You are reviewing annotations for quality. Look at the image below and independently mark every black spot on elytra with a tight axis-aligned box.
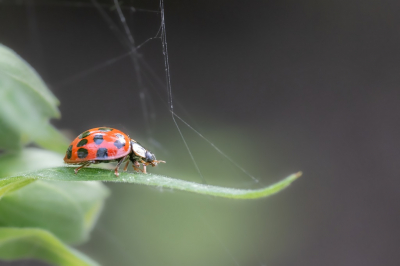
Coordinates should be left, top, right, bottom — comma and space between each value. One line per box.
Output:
78, 130, 91, 139
114, 133, 126, 149
93, 134, 104, 145
96, 148, 108, 158
77, 148, 88, 159
98, 127, 113, 132
66, 145, 73, 159
77, 139, 88, 147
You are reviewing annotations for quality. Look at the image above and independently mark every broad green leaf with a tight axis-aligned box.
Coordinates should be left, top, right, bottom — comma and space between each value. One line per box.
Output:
0, 227, 99, 266
34, 124, 70, 154
2, 167, 301, 199
0, 178, 36, 200
0, 148, 109, 244
0, 44, 66, 151
0, 180, 109, 245
0, 148, 66, 199
0, 44, 59, 113
0, 119, 21, 151
0, 148, 65, 179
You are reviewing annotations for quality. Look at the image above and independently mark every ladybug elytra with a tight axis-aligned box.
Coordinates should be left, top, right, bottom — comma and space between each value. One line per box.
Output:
64, 127, 165, 176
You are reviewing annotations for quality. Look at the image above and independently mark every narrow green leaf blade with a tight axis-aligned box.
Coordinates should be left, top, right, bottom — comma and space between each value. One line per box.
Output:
4, 167, 301, 199
0, 227, 99, 266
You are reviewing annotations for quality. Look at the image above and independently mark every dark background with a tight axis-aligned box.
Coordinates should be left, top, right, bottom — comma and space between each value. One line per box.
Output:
1, 0, 399, 265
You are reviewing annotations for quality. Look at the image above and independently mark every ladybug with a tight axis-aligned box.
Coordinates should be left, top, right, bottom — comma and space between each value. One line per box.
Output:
64, 127, 165, 176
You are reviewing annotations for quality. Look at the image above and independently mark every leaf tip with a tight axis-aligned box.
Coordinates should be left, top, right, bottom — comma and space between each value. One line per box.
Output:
295, 171, 303, 179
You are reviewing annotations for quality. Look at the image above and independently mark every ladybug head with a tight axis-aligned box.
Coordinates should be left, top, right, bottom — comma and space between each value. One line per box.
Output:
145, 150, 166, 167
145, 150, 157, 165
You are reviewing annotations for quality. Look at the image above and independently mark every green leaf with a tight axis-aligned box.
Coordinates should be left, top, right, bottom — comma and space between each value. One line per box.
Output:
27, 124, 70, 154
0, 180, 109, 245
0, 44, 65, 151
0, 148, 66, 200
0, 148, 65, 179
0, 227, 99, 266
2, 167, 301, 200
0, 119, 21, 151
0, 178, 36, 200
0, 148, 109, 244
0, 44, 59, 114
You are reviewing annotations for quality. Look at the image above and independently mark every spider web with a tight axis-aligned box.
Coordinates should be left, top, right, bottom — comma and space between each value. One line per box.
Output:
54, 0, 261, 185
8, 1, 281, 265
87, 2, 261, 264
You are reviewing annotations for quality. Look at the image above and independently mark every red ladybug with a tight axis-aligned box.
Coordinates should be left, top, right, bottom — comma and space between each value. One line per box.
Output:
64, 127, 165, 176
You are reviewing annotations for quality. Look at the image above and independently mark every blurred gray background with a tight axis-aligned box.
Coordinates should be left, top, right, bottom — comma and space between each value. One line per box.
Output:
1, 0, 400, 265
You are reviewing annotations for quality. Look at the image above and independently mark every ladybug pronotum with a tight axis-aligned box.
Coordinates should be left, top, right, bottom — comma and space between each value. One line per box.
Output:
64, 127, 165, 176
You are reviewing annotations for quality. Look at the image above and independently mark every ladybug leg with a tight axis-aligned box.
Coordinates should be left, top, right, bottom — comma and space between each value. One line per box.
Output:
142, 164, 147, 174
123, 160, 130, 171
132, 161, 143, 173
114, 155, 129, 177
74, 162, 92, 174
140, 161, 151, 174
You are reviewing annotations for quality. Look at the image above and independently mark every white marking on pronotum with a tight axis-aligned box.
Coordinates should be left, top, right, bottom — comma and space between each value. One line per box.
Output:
132, 142, 146, 158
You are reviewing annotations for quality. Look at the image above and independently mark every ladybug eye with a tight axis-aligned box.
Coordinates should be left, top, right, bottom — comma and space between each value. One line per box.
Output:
145, 151, 155, 162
